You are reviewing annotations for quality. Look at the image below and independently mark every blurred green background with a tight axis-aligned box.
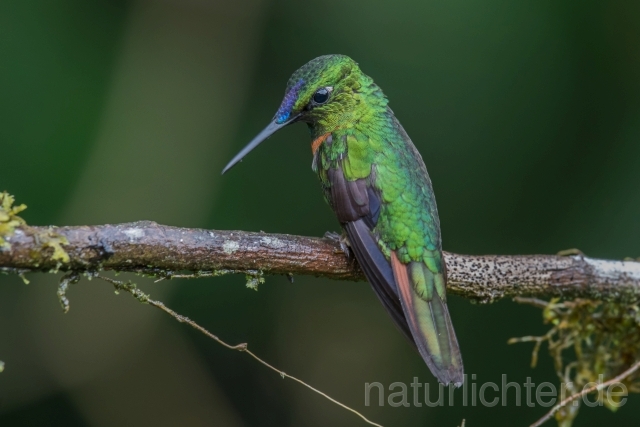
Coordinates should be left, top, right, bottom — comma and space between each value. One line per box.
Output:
1, 1, 639, 426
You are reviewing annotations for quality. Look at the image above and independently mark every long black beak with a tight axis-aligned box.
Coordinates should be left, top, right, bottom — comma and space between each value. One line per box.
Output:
221, 115, 298, 174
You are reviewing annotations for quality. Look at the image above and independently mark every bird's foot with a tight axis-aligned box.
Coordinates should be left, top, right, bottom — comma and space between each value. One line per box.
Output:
324, 231, 353, 261
556, 248, 585, 257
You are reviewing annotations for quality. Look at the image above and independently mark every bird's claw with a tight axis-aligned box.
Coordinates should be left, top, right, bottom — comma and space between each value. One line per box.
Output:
324, 231, 353, 261
324, 231, 341, 241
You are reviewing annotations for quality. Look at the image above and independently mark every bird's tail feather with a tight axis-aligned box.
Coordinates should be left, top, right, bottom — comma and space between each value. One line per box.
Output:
390, 252, 464, 386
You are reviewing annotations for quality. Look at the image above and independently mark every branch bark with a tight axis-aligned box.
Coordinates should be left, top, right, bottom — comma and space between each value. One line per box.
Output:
1, 221, 640, 303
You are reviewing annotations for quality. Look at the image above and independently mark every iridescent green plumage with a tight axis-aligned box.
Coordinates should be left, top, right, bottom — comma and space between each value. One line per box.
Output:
223, 54, 463, 385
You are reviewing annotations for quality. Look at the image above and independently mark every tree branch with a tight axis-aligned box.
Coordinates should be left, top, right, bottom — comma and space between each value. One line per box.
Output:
2, 221, 640, 303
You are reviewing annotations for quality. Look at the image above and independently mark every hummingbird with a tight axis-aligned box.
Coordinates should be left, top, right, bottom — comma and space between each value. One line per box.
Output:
222, 55, 463, 386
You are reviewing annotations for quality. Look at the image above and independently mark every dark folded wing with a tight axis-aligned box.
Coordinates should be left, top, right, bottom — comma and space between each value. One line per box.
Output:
327, 167, 416, 347
344, 221, 415, 345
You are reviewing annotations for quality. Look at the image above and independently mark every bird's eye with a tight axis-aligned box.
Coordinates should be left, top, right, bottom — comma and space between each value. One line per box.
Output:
312, 87, 331, 105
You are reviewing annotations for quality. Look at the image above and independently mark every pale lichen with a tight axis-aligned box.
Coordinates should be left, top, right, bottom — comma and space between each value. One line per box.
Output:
260, 236, 286, 249
245, 270, 264, 291
223, 240, 240, 254
0, 192, 27, 250
57, 272, 80, 313
41, 227, 70, 263
106, 276, 150, 304
0, 192, 69, 264
123, 227, 144, 240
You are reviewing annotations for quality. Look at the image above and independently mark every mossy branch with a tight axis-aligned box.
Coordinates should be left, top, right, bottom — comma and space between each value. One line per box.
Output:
1, 219, 640, 303
3, 194, 640, 427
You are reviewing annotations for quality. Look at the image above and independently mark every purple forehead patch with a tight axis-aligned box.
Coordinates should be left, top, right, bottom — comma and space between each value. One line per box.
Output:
275, 79, 304, 123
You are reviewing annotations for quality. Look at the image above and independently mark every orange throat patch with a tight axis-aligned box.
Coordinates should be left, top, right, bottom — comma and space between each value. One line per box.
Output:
311, 133, 331, 155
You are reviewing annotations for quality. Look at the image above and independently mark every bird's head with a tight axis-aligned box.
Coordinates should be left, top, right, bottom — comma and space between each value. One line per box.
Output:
222, 54, 384, 174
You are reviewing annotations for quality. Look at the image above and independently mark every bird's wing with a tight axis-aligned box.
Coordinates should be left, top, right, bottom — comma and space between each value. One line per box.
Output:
326, 164, 462, 385
326, 166, 416, 346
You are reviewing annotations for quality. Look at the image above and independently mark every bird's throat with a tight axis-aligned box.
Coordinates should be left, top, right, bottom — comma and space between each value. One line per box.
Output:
311, 133, 331, 155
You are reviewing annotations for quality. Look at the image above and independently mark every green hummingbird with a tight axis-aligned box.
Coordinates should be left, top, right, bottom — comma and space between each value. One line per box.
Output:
222, 55, 463, 385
